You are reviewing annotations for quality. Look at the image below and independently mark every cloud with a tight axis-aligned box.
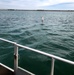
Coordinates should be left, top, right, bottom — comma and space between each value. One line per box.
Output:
0, 0, 74, 9
0, 0, 49, 9
43, 0, 74, 6
43, 2, 74, 10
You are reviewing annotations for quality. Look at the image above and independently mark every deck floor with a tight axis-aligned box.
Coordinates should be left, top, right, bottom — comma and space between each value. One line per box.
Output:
0, 64, 14, 75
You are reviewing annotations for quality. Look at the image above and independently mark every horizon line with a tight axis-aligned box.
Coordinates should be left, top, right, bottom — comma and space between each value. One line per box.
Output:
0, 9, 74, 11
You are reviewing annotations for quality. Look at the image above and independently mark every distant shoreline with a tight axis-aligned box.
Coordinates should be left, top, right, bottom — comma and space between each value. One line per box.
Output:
0, 9, 74, 12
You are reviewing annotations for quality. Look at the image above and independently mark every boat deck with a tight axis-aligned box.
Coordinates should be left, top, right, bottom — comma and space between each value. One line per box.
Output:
0, 63, 14, 75
0, 63, 34, 75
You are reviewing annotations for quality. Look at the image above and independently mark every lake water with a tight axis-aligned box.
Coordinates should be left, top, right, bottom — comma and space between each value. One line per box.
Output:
0, 10, 74, 75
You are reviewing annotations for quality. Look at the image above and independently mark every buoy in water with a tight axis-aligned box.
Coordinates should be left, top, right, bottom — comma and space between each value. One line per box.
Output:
42, 16, 44, 23
41, 16, 44, 25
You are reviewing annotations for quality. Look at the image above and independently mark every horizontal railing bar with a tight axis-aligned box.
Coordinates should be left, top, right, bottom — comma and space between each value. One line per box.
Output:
16, 43, 74, 65
0, 38, 74, 65
0, 38, 16, 44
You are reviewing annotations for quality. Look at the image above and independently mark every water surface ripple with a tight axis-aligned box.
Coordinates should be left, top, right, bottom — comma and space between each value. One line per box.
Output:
0, 11, 74, 75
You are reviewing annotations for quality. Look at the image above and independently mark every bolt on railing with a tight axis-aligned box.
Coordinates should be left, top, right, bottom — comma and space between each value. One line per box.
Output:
0, 38, 74, 75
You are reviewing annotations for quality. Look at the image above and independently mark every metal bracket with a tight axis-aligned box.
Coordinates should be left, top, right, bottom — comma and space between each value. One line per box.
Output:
14, 53, 17, 59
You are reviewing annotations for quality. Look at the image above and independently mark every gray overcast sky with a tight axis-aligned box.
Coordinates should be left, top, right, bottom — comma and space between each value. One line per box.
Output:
0, 0, 74, 9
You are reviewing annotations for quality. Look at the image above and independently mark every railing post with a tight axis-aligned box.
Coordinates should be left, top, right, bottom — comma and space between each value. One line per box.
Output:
50, 58, 55, 75
14, 43, 18, 75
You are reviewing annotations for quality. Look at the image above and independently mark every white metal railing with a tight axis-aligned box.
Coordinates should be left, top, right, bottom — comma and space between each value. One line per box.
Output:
0, 38, 74, 75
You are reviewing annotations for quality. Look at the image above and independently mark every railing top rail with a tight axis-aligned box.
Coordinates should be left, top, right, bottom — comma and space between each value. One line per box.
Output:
0, 38, 74, 65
